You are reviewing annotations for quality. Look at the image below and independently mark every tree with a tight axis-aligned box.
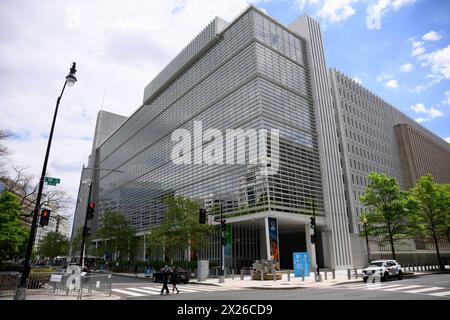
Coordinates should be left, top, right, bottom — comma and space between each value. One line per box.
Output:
359, 172, 418, 260
96, 210, 135, 263
71, 227, 96, 259
412, 174, 450, 270
148, 195, 213, 265
37, 231, 69, 264
0, 130, 10, 158
0, 167, 70, 224
0, 190, 29, 262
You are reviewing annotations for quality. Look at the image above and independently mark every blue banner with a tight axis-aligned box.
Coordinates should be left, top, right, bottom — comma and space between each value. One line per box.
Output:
293, 252, 310, 277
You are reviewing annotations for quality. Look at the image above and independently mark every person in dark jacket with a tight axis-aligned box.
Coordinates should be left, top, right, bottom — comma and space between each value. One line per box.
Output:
160, 265, 170, 295
171, 265, 179, 294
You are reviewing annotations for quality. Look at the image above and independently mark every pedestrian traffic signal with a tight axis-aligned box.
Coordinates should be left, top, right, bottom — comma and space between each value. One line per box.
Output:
310, 216, 316, 230
87, 201, 95, 220
199, 208, 207, 224
39, 209, 51, 226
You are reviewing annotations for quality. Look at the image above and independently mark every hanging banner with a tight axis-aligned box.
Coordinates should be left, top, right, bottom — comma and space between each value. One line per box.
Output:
267, 217, 280, 270
224, 224, 232, 267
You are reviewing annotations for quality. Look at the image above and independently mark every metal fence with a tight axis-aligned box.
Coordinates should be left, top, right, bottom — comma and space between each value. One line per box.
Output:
0, 271, 113, 300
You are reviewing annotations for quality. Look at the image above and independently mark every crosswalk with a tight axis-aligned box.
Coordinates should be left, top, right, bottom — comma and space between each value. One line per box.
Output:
330, 282, 450, 298
112, 284, 245, 298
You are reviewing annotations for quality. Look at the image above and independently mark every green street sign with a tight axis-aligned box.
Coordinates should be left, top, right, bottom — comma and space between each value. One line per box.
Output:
45, 177, 61, 186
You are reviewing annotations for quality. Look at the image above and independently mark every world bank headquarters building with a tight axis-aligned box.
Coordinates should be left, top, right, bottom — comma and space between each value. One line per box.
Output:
71, 5, 450, 272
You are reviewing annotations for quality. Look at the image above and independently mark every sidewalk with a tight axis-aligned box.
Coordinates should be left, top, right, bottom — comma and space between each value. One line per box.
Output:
112, 269, 447, 290
0, 293, 123, 300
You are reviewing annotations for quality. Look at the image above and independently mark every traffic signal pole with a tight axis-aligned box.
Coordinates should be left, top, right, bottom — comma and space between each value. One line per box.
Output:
219, 202, 225, 283
312, 200, 319, 275
79, 180, 93, 267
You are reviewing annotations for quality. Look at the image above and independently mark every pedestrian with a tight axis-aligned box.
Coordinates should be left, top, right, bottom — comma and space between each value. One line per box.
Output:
171, 265, 179, 294
160, 265, 170, 295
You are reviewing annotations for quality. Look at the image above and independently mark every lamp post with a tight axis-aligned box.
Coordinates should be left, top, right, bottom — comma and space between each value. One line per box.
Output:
362, 215, 371, 265
14, 63, 77, 300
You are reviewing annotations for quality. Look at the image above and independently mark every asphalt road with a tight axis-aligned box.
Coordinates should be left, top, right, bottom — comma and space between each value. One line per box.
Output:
110, 273, 450, 300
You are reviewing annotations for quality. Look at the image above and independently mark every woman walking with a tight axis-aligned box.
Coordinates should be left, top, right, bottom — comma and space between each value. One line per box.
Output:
171, 265, 180, 294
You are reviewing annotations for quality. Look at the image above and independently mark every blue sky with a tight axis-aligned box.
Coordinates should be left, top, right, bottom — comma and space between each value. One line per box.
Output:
0, 0, 448, 225
257, 0, 450, 140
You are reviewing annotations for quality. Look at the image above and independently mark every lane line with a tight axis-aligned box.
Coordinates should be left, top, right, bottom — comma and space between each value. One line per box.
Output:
383, 285, 423, 291
428, 291, 450, 297
126, 288, 160, 295
404, 286, 446, 294
112, 288, 145, 297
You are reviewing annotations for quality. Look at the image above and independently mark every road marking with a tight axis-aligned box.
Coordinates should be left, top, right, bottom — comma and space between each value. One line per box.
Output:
181, 286, 219, 292
383, 285, 422, 291
112, 288, 145, 297
126, 288, 160, 295
377, 284, 404, 290
428, 291, 450, 297
404, 286, 446, 294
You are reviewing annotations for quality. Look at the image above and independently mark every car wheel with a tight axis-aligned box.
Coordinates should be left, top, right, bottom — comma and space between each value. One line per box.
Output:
382, 272, 389, 282
363, 277, 368, 283
398, 271, 403, 280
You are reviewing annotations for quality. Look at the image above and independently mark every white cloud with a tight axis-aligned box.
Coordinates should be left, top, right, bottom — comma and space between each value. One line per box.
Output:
376, 73, 394, 82
411, 46, 425, 56
0, 0, 261, 222
352, 75, 363, 84
411, 103, 443, 120
316, 0, 359, 23
400, 63, 413, 72
444, 137, 450, 143
413, 84, 427, 93
418, 45, 450, 80
384, 79, 398, 89
422, 31, 442, 42
443, 91, 450, 105
415, 117, 429, 123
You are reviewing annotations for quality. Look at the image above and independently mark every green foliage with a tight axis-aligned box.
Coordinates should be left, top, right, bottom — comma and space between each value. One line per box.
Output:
147, 195, 213, 263
411, 174, 450, 267
96, 210, 135, 262
359, 172, 418, 259
71, 227, 97, 258
38, 231, 69, 261
0, 190, 29, 262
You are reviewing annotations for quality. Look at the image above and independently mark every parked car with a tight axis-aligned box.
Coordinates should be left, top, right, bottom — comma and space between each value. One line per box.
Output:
152, 267, 191, 284
362, 259, 403, 283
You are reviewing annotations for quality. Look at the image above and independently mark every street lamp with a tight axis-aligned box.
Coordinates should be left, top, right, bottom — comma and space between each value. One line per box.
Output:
361, 214, 371, 265
14, 63, 77, 300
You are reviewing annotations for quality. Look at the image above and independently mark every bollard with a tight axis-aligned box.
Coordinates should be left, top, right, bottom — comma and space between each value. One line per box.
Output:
301, 269, 305, 281
324, 270, 327, 280
354, 269, 358, 279
287, 271, 290, 281
347, 269, 351, 280
408, 265, 411, 272
332, 269, 335, 280
240, 269, 244, 280
231, 269, 234, 280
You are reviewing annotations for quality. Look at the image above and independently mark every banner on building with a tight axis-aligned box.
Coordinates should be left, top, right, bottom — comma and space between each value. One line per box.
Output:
224, 224, 232, 267
266, 217, 280, 270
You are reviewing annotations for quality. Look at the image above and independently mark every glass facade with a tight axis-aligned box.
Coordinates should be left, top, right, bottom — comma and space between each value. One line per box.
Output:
88, 8, 323, 267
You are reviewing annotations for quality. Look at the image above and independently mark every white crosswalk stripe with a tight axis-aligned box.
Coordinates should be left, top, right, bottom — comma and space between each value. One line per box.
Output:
330, 282, 450, 298
112, 284, 245, 298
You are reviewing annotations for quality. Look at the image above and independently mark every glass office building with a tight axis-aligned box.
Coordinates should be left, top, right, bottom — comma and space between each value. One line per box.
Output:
71, 5, 450, 270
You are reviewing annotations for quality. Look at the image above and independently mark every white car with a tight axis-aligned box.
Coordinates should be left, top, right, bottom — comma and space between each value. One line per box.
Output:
362, 259, 403, 283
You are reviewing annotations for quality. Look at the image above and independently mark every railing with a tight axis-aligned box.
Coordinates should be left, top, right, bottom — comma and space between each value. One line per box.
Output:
0, 271, 113, 299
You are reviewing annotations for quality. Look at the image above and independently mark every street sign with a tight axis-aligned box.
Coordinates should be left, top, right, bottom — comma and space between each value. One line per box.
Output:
293, 252, 310, 277
45, 177, 61, 186
207, 215, 215, 224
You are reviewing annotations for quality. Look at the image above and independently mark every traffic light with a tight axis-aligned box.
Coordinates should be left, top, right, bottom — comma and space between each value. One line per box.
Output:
310, 234, 316, 244
39, 209, 51, 226
199, 208, 207, 224
87, 201, 95, 220
220, 219, 226, 232
310, 216, 316, 230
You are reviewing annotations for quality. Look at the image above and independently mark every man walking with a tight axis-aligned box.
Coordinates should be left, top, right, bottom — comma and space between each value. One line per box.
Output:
160, 265, 170, 295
